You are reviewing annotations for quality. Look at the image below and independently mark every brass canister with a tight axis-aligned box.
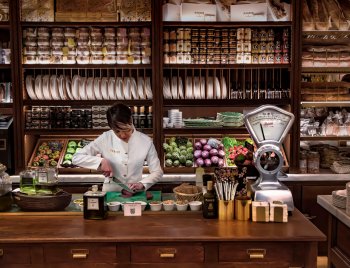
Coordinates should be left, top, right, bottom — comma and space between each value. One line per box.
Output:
235, 197, 252, 221
218, 200, 234, 221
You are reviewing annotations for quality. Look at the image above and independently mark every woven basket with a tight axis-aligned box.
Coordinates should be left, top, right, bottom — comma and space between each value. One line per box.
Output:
331, 160, 350, 174
13, 191, 72, 211
173, 183, 203, 203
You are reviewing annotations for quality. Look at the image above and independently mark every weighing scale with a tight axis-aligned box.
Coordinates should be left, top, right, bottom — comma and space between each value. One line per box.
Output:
244, 105, 295, 211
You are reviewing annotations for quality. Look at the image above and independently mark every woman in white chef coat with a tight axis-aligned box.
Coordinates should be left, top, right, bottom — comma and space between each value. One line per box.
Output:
72, 103, 163, 195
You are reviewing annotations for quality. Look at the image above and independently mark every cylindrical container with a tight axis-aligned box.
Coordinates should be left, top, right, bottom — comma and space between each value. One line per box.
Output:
235, 196, 251, 221
346, 182, 350, 215
299, 150, 307, 174
218, 200, 234, 221
307, 151, 320, 174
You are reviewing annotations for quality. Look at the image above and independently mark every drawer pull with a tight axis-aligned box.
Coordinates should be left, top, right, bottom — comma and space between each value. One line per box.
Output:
247, 249, 266, 259
160, 253, 175, 258
0, 249, 3, 257
71, 249, 89, 259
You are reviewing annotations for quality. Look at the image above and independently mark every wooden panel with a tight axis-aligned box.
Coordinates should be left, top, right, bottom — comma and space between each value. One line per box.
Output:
43, 243, 116, 263
335, 220, 350, 260
219, 242, 294, 263
0, 245, 31, 264
131, 243, 204, 263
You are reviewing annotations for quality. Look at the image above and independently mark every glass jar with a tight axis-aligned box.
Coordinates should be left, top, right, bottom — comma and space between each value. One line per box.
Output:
299, 150, 307, 174
307, 151, 320, 174
19, 167, 36, 195
0, 163, 12, 211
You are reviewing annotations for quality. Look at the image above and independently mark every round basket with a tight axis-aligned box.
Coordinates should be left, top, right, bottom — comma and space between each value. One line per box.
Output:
13, 191, 72, 211
173, 184, 203, 203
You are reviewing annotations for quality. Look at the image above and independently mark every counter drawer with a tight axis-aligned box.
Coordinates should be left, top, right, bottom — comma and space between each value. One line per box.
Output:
0, 245, 31, 264
131, 243, 204, 263
219, 242, 294, 263
44, 243, 116, 263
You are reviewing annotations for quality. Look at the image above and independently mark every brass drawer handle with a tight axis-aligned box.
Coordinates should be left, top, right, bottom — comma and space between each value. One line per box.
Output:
0, 249, 3, 257
160, 253, 175, 258
247, 249, 266, 259
71, 249, 89, 259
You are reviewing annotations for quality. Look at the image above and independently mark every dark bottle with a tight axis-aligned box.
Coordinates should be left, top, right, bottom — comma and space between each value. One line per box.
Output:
83, 185, 107, 220
132, 106, 139, 128
139, 106, 146, 128
146, 106, 153, 128
203, 181, 218, 219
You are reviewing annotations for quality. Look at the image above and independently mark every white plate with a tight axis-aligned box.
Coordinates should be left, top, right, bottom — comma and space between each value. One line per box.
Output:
207, 77, 214, 99
214, 77, 221, 99
42, 75, 51, 100
123, 77, 131, 100
86, 77, 94, 100
25, 75, 37, 100
178, 77, 184, 99
106, 77, 115, 100
185, 77, 193, 99
57, 75, 66, 100
94, 77, 102, 100
79, 76, 87, 100
200, 76, 205, 99
193, 76, 201, 99
72, 75, 80, 100
34, 75, 43, 100
115, 77, 124, 100
50, 75, 59, 100
65, 76, 74, 100
145, 77, 152, 99
100, 77, 109, 100
130, 77, 138, 99
163, 77, 171, 99
137, 77, 145, 100
221, 76, 227, 99
171, 77, 178, 99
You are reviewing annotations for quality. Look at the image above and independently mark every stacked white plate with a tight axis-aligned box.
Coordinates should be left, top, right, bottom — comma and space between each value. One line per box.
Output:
347, 182, 350, 214
332, 189, 347, 209
168, 109, 183, 128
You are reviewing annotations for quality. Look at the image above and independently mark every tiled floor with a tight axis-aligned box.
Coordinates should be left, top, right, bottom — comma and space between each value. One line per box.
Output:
317, 256, 328, 268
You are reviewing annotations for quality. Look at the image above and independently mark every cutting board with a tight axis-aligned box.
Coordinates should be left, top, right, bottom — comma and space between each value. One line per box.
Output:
106, 191, 161, 203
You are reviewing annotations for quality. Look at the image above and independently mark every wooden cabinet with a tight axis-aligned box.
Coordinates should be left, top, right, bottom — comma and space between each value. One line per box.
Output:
0, 210, 325, 267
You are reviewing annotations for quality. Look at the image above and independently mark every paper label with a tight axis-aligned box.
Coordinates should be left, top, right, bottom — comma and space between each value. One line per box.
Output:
38, 172, 48, 183
62, 47, 69, 56
68, 38, 75, 47
124, 203, 142, 216
87, 197, 99, 210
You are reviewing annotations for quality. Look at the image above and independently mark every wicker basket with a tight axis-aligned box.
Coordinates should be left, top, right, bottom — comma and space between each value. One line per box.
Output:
173, 183, 203, 203
13, 191, 72, 211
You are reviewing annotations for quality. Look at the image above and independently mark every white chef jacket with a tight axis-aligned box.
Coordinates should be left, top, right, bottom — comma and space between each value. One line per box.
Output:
72, 129, 163, 192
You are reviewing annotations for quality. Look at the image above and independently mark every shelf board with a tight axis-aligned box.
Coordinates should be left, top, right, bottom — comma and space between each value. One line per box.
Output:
301, 101, 350, 107
163, 99, 291, 107
300, 136, 350, 141
163, 21, 292, 27
164, 64, 291, 70
0, 64, 11, 69
22, 64, 152, 69
0, 21, 10, 29
302, 67, 350, 73
25, 128, 153, 135
21, 21, 151, 27
0, 103, 12, 109
23, 100, 153, 106
302, 31, 350, 42
164, 127, 248, 135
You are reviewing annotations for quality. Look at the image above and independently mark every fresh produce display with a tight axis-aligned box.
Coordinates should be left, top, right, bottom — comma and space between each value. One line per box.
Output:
193, 138, 225, 167
222, 137, 254, 167
30, 141, 65, 167
61, 139, 91, 167
163, 136, 194, 167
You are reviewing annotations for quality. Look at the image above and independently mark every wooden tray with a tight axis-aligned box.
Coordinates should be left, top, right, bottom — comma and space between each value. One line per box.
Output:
28, 138, 66, 168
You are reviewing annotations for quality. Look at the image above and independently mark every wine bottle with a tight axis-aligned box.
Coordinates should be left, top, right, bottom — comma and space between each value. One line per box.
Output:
203, 181, 218, 219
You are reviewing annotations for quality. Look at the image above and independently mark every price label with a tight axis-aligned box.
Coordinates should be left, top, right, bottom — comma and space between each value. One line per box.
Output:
124, 203, 142, 216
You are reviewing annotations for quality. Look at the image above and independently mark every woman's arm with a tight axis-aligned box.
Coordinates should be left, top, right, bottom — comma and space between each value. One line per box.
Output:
140, 143, 163, 190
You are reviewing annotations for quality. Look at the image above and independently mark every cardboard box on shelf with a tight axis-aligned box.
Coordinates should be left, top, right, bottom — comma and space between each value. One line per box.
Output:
163, 3, 181, 21
230, 2, 267, 22
181, 3, 216, 22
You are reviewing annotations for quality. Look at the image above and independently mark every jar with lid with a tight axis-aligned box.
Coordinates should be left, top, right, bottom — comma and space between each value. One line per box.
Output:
0, 163, 12, 211
19, 167, 36, 195
83, 185, 107, 220
307, 151, 320, 174
299, 150, 307, 174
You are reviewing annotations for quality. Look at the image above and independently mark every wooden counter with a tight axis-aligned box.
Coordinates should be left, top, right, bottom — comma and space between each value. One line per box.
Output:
0, 209, 325, 268
317, 195, 350, 268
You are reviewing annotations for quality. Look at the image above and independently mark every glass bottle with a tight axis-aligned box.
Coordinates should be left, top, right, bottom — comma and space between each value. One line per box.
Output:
0, 163, 12, 211
139, 106, 146, 128
132, 106, 139, 128
83, 185, 107, 220
19, 167, 36, 195
146, 106, 153, 128
299, 151, 307, 174
203, 181, 218, 219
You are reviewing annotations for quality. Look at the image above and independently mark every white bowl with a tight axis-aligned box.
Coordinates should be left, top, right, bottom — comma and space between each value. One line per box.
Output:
162, 200, 175, 211
107, 201, 121, 212
134, 201, 147, 211
189, 201, 202, 211
176, 203, 188, 211
149, 201, 162, 211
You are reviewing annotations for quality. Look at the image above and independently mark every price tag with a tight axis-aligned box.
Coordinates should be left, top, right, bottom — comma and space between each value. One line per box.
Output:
102, 47, 107, 56
127, 56, 134, 64
62, 47, 69, 56
124, 202, 142, 216
68, 38, 75, 47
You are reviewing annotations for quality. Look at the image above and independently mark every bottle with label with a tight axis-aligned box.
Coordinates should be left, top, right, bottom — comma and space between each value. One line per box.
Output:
203, 181, 218, 219
83, 185, 107, 220
19, 167, 36, 195
139, 106, 146, 128
146, 106, 153, 128
132, 106, 139, 128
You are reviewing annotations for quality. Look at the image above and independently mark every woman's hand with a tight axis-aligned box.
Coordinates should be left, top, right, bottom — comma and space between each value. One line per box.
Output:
99, 158, 113, 177
128, 183, 145, 192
